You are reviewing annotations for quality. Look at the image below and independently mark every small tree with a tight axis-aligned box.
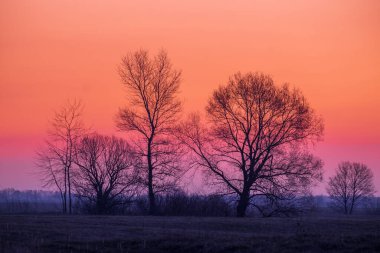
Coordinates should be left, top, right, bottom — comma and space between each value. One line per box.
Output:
178, 72, 323, 217
116, 49, 183, 215
74, 134, 137, 214
327, 161, 375, 214
37, 100, 85, 214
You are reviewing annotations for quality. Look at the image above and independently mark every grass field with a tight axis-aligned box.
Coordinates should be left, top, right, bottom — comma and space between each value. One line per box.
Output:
0, 215, 379, 253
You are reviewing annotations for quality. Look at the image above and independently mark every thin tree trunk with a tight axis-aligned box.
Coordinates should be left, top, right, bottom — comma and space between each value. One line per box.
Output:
67, 136, 73, 215
60, 191, 65, 214
349, 197, 355, 215
147, 140, 156, 215
349, 185, 357, 215
68, 167, 72, 214
64, 167, 67, 214
343, 196, 348, 214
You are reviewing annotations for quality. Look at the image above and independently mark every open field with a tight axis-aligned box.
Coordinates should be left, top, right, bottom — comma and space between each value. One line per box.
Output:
0, 215, 379, 253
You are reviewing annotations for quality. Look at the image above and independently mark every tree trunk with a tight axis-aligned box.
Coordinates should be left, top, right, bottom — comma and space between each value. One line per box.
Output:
68, 168, 72, 214
344, 197, 349, 215
236, 191, 250, 217
147, 140, 156, 215
349, 197, 355, 215
60, 191, 65, 214
64, 167, 67, 214
96, 193, 106, 214
148, 173, 156, 215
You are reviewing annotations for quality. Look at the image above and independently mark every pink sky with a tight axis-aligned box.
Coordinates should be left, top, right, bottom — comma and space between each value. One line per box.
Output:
0, 1, 379, 194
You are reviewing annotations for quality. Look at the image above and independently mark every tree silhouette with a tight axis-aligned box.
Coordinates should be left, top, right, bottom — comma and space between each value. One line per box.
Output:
116, 49, 183, 215
178, 72, 323, 217
327, 161, 375, 214
74, 134, 137, 214
37, 100, 85, 214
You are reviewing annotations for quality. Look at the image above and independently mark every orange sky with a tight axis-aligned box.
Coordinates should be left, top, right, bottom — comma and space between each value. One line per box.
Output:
1, 0, 379, 193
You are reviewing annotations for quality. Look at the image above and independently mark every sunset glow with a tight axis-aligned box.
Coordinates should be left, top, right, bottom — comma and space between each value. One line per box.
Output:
1, 1, 379, 192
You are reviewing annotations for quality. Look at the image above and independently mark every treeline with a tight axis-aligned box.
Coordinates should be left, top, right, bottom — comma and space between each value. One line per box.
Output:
34, 49, 376, 217
0, 189, 61, 213
1, 188, 380, 216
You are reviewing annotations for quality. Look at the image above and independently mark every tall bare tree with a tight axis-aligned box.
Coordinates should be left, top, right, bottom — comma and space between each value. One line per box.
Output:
37, 100, 85, 214
327, 161, 375, 214
74, 134, 137, 214
116, 49, 182, 215
178, 72, 323, 217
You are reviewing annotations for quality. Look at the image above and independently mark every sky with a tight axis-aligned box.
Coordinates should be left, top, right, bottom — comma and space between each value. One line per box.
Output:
0, 0, 379, 194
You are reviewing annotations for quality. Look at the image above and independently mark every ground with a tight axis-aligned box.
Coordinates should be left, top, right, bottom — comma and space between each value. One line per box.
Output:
0, 215, 379, 253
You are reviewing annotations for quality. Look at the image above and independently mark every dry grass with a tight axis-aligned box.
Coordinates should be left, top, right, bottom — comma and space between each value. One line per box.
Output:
0, 215, 379, 252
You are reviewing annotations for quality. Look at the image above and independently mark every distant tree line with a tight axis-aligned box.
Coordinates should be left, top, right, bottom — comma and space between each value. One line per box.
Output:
0, 189, 61, 213
1, 188, 379, 216
34, 49, 376, 217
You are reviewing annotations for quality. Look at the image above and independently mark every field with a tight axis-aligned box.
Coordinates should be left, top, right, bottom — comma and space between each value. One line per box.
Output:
0, 215, 379, 253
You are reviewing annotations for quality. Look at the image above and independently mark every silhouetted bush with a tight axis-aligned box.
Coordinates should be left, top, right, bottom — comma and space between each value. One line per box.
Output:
157, 191, 233, 216
76, 194, 134, 215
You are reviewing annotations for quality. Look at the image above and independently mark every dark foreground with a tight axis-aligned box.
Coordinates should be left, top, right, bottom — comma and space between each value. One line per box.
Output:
0, 215, 379, 253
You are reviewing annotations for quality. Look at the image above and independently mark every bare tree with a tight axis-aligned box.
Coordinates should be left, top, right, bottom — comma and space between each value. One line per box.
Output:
116, 49, 183, 215
74, 134, 137, 214
178, 72, 323, 217
37, 100, 85, 214
327, 161, 375, 214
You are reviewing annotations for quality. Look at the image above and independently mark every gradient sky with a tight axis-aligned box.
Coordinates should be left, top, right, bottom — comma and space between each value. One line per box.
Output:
1, 0, 379, 194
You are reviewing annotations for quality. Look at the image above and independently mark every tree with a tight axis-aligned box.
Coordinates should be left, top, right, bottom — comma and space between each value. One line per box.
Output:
327, 161, 375, 214
116, 49, 183, 215
178, 72, 323, 217
37, 100, 85, 214
74, 134, 137, 214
